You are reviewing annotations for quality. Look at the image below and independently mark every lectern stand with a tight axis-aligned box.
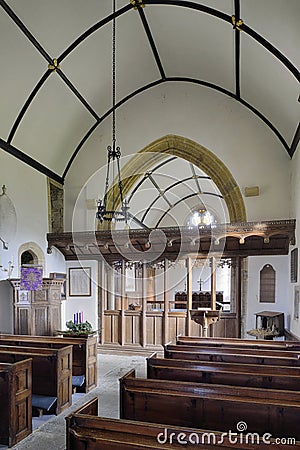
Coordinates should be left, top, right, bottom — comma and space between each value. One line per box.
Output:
190, 309, 221, 337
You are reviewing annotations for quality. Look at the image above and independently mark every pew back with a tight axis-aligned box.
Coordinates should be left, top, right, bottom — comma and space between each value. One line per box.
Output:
0, 334, 97, 392
176, 336, 300, 350
0, 344, 72, 414
0, 359, 32, 447
147, 353, 300, 390
164, 345, 300, 366
66, 397, 298, 449
120, 369, 300, 440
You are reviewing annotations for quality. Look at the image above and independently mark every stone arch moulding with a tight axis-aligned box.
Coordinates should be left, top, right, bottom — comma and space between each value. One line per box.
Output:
18, 242, 45, 277
120, 135, 246, 224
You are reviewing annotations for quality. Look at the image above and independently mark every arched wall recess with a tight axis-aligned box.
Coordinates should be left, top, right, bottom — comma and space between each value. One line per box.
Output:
100, 135, 246, 230
18, 242, 45, 277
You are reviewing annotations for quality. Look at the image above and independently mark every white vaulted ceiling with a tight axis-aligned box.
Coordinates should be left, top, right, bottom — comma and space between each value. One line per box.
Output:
0, 0, 299, 184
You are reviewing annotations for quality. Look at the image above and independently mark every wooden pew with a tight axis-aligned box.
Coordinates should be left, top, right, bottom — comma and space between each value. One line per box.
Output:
0, 358, 32, 447
164, 344, 300, 366
66, 397, 299, 449
0, 344, 72, 414
176, 336, 300, 351
120, 369, 300, 440
147, 353, 300, 390
0, 333, 97, 392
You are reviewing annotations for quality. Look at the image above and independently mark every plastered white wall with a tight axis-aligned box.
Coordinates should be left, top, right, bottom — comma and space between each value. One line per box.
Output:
0, 280, 13, 333
246, 255, 290, 334
65, 83, 290, 229
289, 143, 300, 338
0, 151, 66, 281
64, 260, 99, 332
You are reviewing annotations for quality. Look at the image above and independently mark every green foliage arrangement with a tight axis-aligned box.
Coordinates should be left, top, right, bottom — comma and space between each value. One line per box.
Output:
63, 320, 95, 336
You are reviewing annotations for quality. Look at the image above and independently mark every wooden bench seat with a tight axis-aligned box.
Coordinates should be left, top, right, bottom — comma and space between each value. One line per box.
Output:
147, 353, 300, 390
0, 333, 97, 392
176, 336, 300, 351
0, 359, 32, 447
120, 369, 300, 440
66, 397, 299, 449
0, 344, 72, 414
164, 344, 300, 366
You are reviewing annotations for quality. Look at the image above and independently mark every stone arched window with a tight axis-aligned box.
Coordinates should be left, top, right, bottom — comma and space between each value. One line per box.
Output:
260, 264, 276, 303
18, 242, 45, 276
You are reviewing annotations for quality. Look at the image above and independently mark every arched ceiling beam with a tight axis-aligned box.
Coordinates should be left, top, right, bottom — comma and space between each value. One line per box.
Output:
0, 138, 64, 185
144, 0, 300, 83
64, 76, 290, 180
1, 0, 298, 182
4, 2, 131, 144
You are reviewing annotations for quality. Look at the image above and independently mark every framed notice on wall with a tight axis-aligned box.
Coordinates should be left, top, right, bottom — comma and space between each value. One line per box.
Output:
68, 267, 91, 297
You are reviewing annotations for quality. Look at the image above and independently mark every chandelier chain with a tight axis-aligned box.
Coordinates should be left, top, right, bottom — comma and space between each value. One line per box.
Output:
96, 0, 129, 223
112, 0, 116, 152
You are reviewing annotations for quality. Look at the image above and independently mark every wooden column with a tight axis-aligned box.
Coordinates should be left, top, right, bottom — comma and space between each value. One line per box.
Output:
163, 259, 169, 345
107, 266, 115, 310
210, 256, 217, 338
121, 260, 126, 346
99, 261, 106, 345
185, 257, 193, 336
141, 262, 147, 347
146, 267, 155, 303
210, 256, 216, 310
236, 256, 242, 338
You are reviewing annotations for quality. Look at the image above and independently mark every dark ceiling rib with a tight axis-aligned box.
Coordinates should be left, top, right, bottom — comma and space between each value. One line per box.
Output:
7, 72, 51, 144
55, 71, 100, 121
238, 95, 290, 155
64, 76, 290, 179
0, 0, 52, 63
63, 78, 165, 180
2, 0, 105, 144
234, 0, 241, 99
290, 123, 300, 158
141, 175, 215, 222
145, 0, 300, 83
136, 7, 166, 79
166, 77, 290, 154
155, 191, 223, 228
243, 24, 300, 84
0, 138, 63, 185
58, 4, 132, 63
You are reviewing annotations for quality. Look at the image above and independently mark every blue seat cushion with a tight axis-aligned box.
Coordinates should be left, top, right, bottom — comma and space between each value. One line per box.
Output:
32, 394, 57, 411
72, 375, 85, 387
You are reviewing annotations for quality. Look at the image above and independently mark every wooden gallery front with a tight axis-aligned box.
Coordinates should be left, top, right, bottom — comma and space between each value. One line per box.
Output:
47, 219, 295, 349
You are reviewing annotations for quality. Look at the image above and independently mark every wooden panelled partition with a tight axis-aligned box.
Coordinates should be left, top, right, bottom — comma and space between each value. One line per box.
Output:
102, 310, 238, 347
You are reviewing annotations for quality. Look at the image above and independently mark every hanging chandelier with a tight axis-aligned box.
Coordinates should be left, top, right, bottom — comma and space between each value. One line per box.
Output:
96, 0, 129, 224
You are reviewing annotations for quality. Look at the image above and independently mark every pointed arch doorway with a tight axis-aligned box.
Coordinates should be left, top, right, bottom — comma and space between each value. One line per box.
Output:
100, 135, 247, 342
